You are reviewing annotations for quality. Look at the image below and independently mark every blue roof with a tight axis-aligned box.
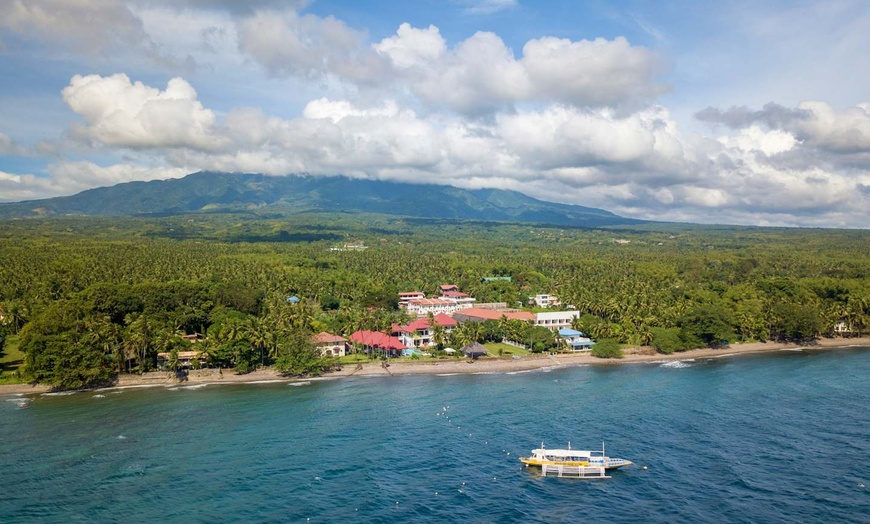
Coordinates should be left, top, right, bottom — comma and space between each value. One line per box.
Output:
286, 296, 300, 303
558, 328, 584, 337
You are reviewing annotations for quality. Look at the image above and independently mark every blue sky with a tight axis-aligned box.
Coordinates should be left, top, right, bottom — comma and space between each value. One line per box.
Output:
1, 0, 869, 227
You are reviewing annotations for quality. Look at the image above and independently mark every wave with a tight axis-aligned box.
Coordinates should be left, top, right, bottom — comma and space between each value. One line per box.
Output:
659, 360, 694, 369
288, 381, 311, 387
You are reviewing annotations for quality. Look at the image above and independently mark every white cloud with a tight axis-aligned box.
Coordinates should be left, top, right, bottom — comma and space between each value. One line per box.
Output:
0, 0, 147, 55
62, 73, 224, 150
235, 8, 386, 83
372, 26, 663, 115
374, 23, 446, 69
0, 163, 187, 202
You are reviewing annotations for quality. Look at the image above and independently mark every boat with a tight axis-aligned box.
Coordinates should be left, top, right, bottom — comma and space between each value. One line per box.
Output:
519, 442, 633, 479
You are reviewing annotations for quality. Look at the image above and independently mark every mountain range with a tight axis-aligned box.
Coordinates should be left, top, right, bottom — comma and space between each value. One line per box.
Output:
0, 172, 642, 227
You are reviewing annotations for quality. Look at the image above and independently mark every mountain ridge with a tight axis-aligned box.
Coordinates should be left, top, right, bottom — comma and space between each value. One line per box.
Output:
0, 171, 643, 227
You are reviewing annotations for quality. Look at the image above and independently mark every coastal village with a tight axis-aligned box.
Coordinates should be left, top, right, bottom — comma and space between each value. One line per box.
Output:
157, 283, 594, 369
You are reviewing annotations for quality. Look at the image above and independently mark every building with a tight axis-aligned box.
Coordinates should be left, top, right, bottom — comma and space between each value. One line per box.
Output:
313, 332, 348, 357
482, 276, 512, 282
440, 290, 476, 308
393, 314, 457, 348
439, 284, 459, 294
535, 310, 580, 331
405, 297, 470, 317
398, 291, 426, 307
349, 330, 406, 358
452, 307, 535, 323
529, 294, 561, 308
157, 351, 206, 369
558, 328, 594, 351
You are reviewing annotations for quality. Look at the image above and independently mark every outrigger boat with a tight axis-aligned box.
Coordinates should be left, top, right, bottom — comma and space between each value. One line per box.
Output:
519, 442, 632, 479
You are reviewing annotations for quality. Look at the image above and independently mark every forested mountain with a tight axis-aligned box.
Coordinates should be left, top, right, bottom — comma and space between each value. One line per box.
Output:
0, 171, 639, 227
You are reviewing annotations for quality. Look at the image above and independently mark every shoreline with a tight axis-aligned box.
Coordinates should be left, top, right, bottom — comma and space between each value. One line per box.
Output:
3, 337, 869, 396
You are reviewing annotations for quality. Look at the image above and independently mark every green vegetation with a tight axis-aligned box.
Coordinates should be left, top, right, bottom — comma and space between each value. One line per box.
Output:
0, 335, 26, 384
590, 338, 623, 359
1, 212, 869, 388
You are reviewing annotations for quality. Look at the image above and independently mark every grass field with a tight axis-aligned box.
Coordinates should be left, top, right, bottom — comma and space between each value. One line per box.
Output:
0, 335, 28, 384
483, 342, 530, 356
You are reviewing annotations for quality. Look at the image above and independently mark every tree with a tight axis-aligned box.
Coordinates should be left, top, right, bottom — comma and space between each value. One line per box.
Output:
591, 338, 623, 359
678, 304, 735, 347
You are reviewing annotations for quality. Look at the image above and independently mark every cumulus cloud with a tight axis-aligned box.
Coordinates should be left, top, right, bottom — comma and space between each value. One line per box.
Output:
235, 8, 386, 82
373, 26, 663, 114
697, 101, 870, 174
62, 73, 224, 150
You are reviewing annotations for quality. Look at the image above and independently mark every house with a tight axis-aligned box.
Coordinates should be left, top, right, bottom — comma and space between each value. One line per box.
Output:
529, 294, 561, 308
482, 276, 512, 282
393, 313, 457, 348
440, 290, 476, 308
534, 310, 580, 331
313, 332, 348, 357
440, 284, 459, 294
452, 307, 535, 323
157, 351, 206, 369
349, 330, 406, 358
558, 328, 594, 351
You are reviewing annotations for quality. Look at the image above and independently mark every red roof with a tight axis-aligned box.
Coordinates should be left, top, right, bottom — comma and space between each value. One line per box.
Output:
441, 291, 469, 298
312, 332, 347, 344
408, 298, 453, 306
349, 330, 406, 350
440, 284, 459, 291
453, 308, 535, 322
397, 313, 458, 333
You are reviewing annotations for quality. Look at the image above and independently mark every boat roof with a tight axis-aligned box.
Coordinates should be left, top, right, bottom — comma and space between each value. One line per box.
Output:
532, 448, 593, 457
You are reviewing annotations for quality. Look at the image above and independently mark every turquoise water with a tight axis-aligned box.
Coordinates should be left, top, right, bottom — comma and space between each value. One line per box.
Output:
2, 348, 869, 523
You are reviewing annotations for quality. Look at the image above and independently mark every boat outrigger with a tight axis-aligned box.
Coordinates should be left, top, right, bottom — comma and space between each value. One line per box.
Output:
519, 442, 633, 479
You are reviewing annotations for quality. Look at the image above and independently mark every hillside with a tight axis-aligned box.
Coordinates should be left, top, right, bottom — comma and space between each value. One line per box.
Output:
0, 172, 642, 227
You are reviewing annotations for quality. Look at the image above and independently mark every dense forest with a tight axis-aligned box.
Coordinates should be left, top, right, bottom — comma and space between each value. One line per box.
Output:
1, 212, 869, 389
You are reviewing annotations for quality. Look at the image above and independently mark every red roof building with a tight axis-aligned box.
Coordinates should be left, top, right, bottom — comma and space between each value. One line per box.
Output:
349, 330, 406, 357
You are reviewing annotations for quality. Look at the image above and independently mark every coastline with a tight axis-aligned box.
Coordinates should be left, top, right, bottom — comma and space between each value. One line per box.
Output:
3, 336, 869, 396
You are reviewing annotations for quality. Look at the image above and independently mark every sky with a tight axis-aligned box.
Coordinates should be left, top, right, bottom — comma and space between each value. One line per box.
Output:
1, 0, 869, 228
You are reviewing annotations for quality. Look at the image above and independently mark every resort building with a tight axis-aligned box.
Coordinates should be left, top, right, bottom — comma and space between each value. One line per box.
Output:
393, 314, 457, 348
313, 332, 348, 357
529, 294, 561, 308
440, 290, 476, 308
349, 330, 406, 358
398, 291, 426, 307
534, 310, 580, 331
452, 308, 536, 323
558, 328, 594, 351
405, 297, 472, 317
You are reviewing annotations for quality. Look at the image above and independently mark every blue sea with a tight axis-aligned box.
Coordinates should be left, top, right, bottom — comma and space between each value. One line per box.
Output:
2, 348, 869, 523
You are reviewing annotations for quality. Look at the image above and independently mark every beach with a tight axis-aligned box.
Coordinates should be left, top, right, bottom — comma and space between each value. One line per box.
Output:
3, 336, 869, 396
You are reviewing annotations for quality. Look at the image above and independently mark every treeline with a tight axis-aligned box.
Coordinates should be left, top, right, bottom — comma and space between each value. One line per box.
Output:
2, 214, 870, 388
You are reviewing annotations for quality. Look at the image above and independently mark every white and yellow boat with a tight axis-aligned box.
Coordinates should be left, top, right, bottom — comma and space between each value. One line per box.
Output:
520, 442, 632, 478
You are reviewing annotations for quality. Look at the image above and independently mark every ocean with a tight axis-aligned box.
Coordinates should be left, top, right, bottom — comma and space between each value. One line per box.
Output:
2, 348, 869, 523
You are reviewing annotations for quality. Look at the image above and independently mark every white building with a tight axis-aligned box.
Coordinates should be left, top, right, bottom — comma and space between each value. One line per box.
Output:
529, 294, 561, 308
405, 298, 472, 317
535, 310, 580, 331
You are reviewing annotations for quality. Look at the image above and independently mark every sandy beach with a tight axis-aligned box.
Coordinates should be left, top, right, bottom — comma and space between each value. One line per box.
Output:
3, 336, 869, 396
